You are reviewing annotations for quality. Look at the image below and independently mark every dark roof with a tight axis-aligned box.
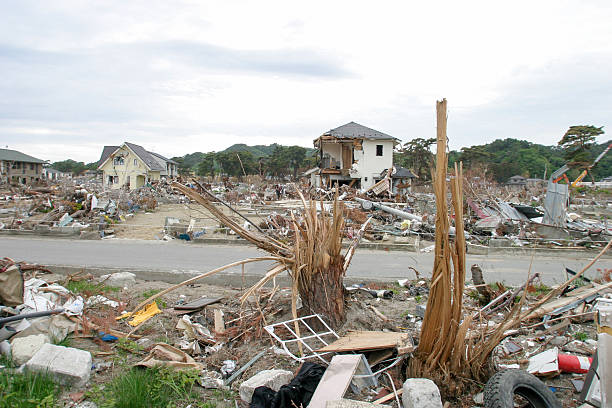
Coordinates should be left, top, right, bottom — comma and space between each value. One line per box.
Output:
124, 142, 165, 171
379, 166, 417, 179
149, 151, 178, 165
0, 148, 45, 164
392, 166, 417, 179
322, 122, 398, 141
98, 146, 119, 166
98, 143, 174, 171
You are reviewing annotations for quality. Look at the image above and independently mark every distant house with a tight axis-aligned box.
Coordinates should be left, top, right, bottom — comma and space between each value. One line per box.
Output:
380, 166, 417, 196
0, 148, 45, 185
525, 178, 545, 188
43, 167, 71, 181
507, 175, 527, 189
311, 122, 399, 189
97, 142, 178, 190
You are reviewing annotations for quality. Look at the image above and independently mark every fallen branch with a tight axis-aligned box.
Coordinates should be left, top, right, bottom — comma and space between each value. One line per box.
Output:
130, 257, 280, 318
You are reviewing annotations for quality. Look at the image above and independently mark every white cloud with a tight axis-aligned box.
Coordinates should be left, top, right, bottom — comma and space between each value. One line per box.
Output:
1, 0, 612, 162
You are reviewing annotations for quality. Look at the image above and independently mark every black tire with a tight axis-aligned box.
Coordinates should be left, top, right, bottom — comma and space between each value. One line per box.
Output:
483, 369, 562, 408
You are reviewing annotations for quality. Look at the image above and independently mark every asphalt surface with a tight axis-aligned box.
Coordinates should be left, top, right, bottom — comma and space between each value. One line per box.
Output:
2, 236, 610, 286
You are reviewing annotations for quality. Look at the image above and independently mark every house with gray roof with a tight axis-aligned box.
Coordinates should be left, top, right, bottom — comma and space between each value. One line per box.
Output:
97, 142, 177, 190
0, 148, 45, 185
312, 122, 400, 189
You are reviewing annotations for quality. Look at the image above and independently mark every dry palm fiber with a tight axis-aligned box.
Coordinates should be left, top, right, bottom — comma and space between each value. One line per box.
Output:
409, 99, 492, 395
171, 181, 348, 328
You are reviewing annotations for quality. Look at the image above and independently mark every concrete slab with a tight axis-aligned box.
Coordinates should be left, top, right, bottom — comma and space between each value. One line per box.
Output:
11, 334, 49, 366
25, 343, 92, 387
239, 369, 293, 403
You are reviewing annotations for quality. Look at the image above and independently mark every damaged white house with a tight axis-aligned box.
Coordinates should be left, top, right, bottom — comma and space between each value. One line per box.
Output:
310, 122, 401, 190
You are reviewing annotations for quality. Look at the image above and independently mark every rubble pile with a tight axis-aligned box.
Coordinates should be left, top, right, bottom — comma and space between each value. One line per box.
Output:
0, 178, 189, 239
0, 253, 609, 407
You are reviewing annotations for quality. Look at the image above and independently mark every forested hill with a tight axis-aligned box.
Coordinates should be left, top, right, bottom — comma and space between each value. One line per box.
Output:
447, 138, 612, 182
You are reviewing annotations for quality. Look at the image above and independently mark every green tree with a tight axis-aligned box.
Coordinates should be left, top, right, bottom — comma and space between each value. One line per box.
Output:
196, 152, 217, 177
215, 151, 257, 177
50, 159, 87, 174
286, 146, 307, 179
267, 146, 291, 178
394, 138, 435, 180
558, 125, 604, 163
459, 146, 491, 167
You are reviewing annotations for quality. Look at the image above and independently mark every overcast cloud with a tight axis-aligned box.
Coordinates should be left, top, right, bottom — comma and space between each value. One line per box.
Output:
1, 1, 612, 162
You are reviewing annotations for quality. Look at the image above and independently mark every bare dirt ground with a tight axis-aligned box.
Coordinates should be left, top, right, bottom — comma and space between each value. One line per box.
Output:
113, 203, 267, 240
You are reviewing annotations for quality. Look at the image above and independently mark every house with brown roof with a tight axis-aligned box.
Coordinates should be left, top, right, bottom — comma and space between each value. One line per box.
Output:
0, 148, 45, 185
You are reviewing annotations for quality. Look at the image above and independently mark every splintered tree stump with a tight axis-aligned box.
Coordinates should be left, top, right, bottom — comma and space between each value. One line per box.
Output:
299, 255, 346, 329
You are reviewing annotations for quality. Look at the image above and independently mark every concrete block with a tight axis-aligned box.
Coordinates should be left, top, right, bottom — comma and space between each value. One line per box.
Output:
99, 272, 136, 288
326, 399, 378, 407
11, 334, 49, 366
239, 369, 293, 403
25, 343, 92, 387
80, 231, 101, 240
402, 378, 443, 408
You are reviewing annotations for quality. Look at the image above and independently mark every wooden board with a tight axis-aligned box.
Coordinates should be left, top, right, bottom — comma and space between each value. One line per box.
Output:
525, 281, 612, 320
174, 297, 222, 311
317, 331, 413, 353
308, 354, 362, 408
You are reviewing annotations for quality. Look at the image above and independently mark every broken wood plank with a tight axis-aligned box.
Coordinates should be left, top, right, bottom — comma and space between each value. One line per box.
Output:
525, 280, 612, 320
308, 354, 364, 408
174, 297, 222, 311
366, 349, 394, 366
369, 305, 389, 322
214, 309, 225, 334
317, 331, 413, 353
373, 389, 403, 404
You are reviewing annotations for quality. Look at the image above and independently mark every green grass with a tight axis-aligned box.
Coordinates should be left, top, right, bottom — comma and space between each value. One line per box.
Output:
466, 289, 480, 301
153, 335, 171, 344
116, 338, 143, 356
530, 283, 552, 296
51, 334, 72, 347
415, 295, 423, 304
0, 358, 60, 408
87, 366, 210, 408
65, 279, 120, 296
574, 331, 589, 341
574, 277, 589, 288
140, 289, 167, 308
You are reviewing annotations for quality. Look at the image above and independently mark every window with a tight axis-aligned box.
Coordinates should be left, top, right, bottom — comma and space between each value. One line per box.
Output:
108, 175, 119, 184
376, 145, 383, 156
134, 159, 138, 166
30, 164, 34, 170
12, 162, 19, 169
113, 156, 124, 165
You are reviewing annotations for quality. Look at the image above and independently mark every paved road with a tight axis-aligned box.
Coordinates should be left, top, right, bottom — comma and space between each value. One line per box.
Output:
2, 237, 609, 285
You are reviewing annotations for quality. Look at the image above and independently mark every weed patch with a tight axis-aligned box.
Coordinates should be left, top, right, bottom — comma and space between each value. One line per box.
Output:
65, 279, 120, 297
0, 366, 60, 408
573, 331, 589, 341
140, 289, 167, 308
87, 366, 220, 408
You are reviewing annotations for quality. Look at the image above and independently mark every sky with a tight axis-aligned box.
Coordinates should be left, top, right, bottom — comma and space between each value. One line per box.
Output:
1, 1, 612, 163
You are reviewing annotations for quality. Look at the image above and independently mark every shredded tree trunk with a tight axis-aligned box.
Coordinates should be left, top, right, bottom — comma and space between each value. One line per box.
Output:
172, 182, 348, 328
409, 99, 486, 396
